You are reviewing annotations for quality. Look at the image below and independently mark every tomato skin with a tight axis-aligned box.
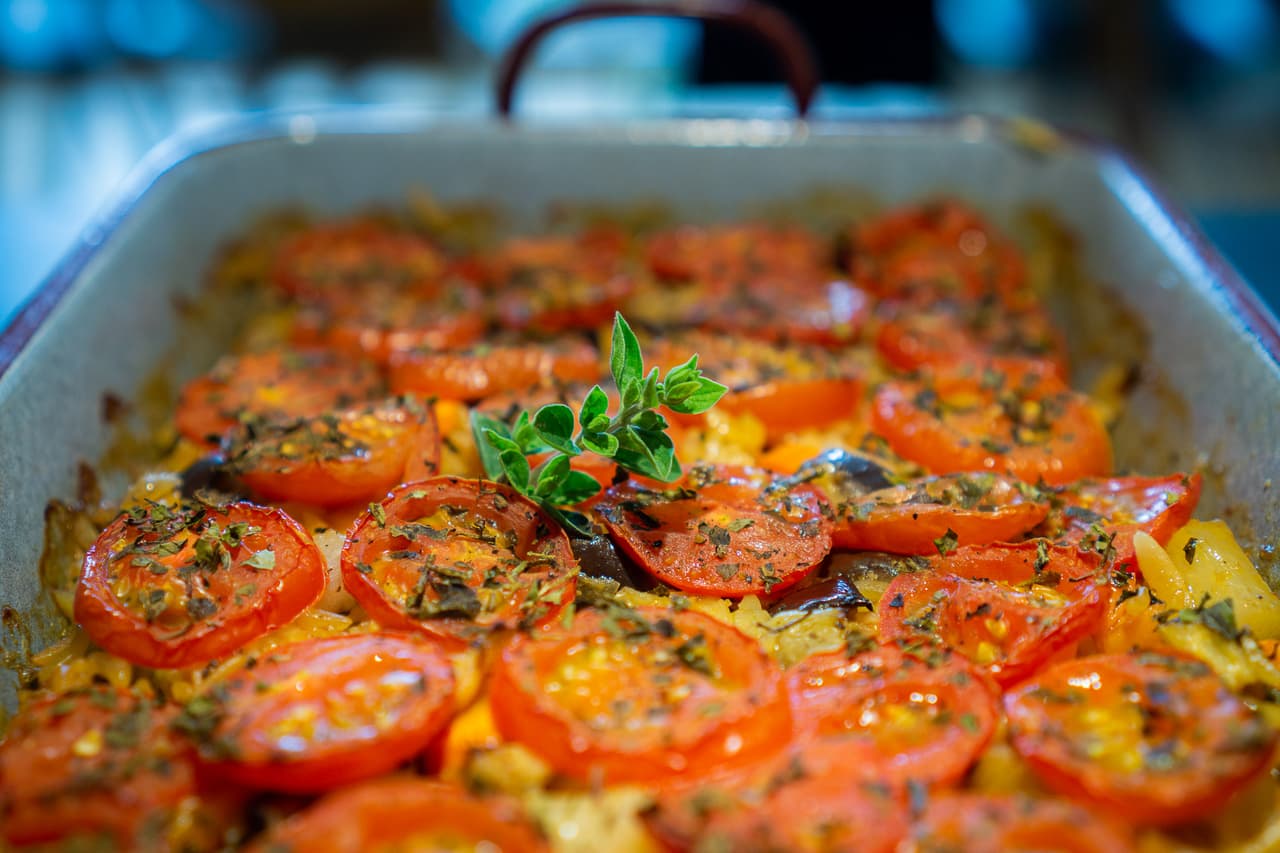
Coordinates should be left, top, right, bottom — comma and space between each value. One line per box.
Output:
907, 793, 1137, 853
1045, 473, 1202, 570
249, 777, 547, 853
340, 477, 578, 649
1005, 653, 1277, 827
0, 686, 196, 848
702, 277, 871, 348
271, 221, 446, 302
226, 398, 441, 508
193, 633, 455, 793
787, 643, 999, 788
831, 472, 1049, 554
293, 282, 487, 366
388, 337, 601, 401
597, 464, 832, 598
488, 233, 635, 334
880, 545, 1107, 686
644, 223, 828, 289
75, 501, 326, 670
490, 606, 791, 787
871, 368, 1112, 485
176, 349, 381, 448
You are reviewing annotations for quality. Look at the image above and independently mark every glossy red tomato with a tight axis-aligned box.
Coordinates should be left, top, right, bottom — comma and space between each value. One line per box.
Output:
1043, 473, 1202, 570
488, 232, 635, 333
388, 336, 601, 401
0, 686, 196, 848
249, 777, 548, 853
292, 281, 486, 366
879, 545, 1107, 686
597, 464, 832, 597
702, 275, 871, 348
1005, 653, 1277, 826
646, 330, 863, 438
787, 642, 999, 787
644, 223, 828, 290
175, 349, 381, 448
849, 200, 1030, 307
831, 472, 1050, 554
192, 633, 455, 793
340, 478, 578, 648
876, 299, 1067, 380
75, 500, 325, 669
270, 220, 446, 302
224, 397, 440, 508
871, 364, 1112, 485
907, 793, 1137, 853
490, 606, 791, 786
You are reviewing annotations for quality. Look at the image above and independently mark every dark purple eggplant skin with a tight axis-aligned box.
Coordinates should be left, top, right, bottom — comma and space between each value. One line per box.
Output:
769, 448, 894, 502
570, 534, 658, 591
769, 575, 872, 614
179, 454, 248, 501
768, 550, 927, 615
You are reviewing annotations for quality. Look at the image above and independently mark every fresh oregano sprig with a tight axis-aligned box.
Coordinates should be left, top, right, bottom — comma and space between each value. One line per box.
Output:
470, 312, 727, 534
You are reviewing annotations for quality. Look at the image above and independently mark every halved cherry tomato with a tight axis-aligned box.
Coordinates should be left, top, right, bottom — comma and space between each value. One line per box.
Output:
292, 281, 486, 366
871, 364, 1112, 485
175, 349, 381, 448
1005, 652, 1277, 826
659, 774, 909, 853
271, 220, 446, 302
831, 472, 1050, 554
702, 276, 871, 348
849, 200, 1029, 307
879, 545, 1107, 685
388, 336, 601, 401
192, 633, 455, 793
645, 223, 828, 289
907, 793, 1137, 853
488, 233, 634, 333
75, 500, 325, 669
876, 298, 1067, 380
787, 642, 999, 787
1042, 473, 1202, 570
646, 330, 862, 438
0, 685, 196, 847
223, 397, 440, 508
490, 605, 790, 786
597, 464, 832, 597
249, 777, 547, 853
340, 477, 578, 648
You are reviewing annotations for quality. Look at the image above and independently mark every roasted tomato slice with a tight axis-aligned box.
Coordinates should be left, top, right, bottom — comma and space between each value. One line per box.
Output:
293, 280, 486, 366
655, 773, 910, 853
388, 335, 601, 402
702, 276, 871, 348
1005, 652, 1277, 826
341, 477, 578, 648
250, 777, 547, 852
848, 200, 1029, 307
787, 642, 998, 788
871, 363, 1112, 485
597, 463, 832, 597
907, 793, 1137, 853
175, 348, 381, 448
488, 233, 634, 333
831, 472, 1050, 554
644, 223, 829, 289
490, 605, 791, 786
191, 633, 455, 793
876, 298, 1068, 380
270, 220, 446, 301
0, 685, 196, 848
646, 330, 862, 438
223, 397, 440, 508
879, 544, 1107, 686
75, 500, 325, 669
1042, 473, 1202, 571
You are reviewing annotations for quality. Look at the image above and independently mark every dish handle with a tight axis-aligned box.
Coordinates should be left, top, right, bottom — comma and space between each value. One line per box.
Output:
494, 0, 819, 118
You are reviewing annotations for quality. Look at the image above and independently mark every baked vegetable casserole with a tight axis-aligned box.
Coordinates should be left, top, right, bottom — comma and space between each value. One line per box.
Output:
5, 197, 1280, 852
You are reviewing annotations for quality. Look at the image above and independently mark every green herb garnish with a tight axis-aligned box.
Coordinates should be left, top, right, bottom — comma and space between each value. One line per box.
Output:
470, 313, 726, 534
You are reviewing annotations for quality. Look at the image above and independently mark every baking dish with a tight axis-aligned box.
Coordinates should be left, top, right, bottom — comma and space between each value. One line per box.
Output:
3, 10, 1280, 716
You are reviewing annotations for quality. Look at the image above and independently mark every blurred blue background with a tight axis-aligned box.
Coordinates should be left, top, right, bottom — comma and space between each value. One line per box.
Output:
1, 0, 1278, 325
